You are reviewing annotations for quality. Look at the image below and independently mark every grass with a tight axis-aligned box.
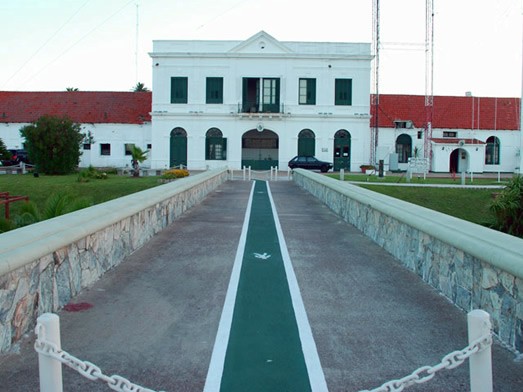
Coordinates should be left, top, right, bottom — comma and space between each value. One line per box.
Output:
326, 172, 508, 186
0, 172, 162, 220
357, 184, 497, 226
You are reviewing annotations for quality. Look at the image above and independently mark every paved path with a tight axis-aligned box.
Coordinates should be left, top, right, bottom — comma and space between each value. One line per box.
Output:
1, 180, 522, 391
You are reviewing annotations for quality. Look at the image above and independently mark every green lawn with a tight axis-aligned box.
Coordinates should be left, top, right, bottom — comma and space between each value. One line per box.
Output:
326, 172, 508, 186
0, 172, 161, 220
357, 184, 497, 227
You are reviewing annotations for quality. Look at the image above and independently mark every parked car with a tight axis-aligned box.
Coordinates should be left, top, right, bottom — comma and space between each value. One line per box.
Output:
288, 156, 333, 172
1, 149, 30, 166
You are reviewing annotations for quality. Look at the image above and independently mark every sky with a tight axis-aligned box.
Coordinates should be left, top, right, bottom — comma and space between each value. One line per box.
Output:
1, 0, 521, 97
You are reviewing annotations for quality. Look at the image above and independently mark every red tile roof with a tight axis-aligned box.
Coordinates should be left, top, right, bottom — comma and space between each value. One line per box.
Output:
0, 91, 151, 124
371, 94, 520, 131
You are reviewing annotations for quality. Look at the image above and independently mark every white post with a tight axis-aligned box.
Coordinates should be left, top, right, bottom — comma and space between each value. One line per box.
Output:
248, 166, 251, 181
461, 170, 466, 185
470, 171, 474, 183
340, 168, 345, 181
243, 166, 246, 181
497, 170, 501, 183
37, 313, 63, 392
468, 310, 492, 392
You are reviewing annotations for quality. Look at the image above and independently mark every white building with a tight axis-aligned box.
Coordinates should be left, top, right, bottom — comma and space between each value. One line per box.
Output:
0, 91, 152, 169
148, 31, 372, 171
372, 94, 521, 173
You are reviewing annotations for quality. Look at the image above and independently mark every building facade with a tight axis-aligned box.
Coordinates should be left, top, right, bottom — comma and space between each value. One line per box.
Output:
1, 32, 521, 174
148, 31, 372, 171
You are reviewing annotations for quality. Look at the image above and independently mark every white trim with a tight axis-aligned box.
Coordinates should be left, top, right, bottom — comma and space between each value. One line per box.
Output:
203, 181, 256, 392
266, 182, 329, 392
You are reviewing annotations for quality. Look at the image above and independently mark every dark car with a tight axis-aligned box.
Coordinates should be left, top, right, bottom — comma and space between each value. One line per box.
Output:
288, 156, 333, 172
1, 149, 30, 166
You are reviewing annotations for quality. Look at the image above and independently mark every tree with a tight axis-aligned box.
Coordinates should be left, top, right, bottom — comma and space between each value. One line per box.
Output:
133, 82, 149, 92
20, 115, 84, 174
490, 175, 523, 237
130, 145, 149, 177
0, 137, 11, 161
66, 87, 79, 91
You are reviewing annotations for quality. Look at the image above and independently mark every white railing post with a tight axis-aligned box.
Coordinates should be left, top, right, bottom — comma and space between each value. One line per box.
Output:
248, 166, 251, 181
37, 313, 63, 392
468, 310, 492, 392
340, 168, 345, 181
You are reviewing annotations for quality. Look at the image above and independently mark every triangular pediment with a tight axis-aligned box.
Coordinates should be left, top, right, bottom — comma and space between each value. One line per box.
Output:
229, 31, 293, 54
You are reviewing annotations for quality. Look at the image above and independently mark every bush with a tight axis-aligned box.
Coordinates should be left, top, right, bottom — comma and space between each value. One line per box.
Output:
77, 166, 109, 182
490, 175, 523, 237
161, 169, 190, 180
20, 115, 84, 174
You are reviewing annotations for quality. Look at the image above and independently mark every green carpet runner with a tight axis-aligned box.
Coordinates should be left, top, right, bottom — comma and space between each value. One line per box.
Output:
219, 180, 312, 391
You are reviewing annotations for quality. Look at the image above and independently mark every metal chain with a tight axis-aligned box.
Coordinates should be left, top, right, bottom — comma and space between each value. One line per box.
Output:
35, 323, 166, 392
359, 333, 492, 392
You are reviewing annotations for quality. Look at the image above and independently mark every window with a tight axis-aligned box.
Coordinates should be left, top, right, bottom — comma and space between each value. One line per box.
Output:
83, 144, 91, 150
443, 131, 457, 138
124, 143, 135, 156
147, 144, 152, 149
335, 79, 352, 105
206, 77, 223, 104
417, 131, 423, 139
485, 136, 500, 165
241, 78, 280, 113
299, 78, 316, 105
100, 143, 111, 156
205, 128, 227, 160
171, 77, 188, 103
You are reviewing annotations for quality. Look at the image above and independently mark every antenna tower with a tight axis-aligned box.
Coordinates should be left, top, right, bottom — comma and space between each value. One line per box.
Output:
371, 0, 380, 165
424, 0, 434, 166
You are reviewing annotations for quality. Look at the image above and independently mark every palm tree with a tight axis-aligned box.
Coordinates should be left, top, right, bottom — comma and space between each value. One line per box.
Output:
130, 146, 149, 177
66, 87, 79, 91
133, 82, 149, 92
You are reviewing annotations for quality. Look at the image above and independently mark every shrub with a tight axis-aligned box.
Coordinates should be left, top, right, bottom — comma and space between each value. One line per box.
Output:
77, 165, 109, 182
490, 175, 523, 237
161, 169, 190, 180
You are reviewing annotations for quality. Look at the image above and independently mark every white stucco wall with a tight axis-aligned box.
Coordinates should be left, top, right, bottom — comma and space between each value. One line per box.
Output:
149, 32, 372, 171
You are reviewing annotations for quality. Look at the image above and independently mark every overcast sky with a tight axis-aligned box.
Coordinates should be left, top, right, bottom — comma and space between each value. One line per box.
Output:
1, 0, 521, 97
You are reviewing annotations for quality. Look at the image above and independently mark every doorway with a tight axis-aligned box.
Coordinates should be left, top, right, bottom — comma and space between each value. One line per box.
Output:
170, 127, 187, 168
333, 129, 351, 171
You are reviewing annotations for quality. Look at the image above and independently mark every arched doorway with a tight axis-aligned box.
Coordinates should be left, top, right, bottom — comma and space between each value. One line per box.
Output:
241, 128, 279, 170
298, 129, 315, 156
205, 128, 226, 160
485, 136, 500, 165
170, 127, 187, 168
396, 134, 412, 163
333, 129, 351, 171
450, 148, 468, 173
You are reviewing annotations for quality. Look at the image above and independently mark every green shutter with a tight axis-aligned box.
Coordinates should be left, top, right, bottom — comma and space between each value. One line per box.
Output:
308, 79, 316, 105
335, 79, 352, 106
171, 77, 188, 104
206, 77, 223, 104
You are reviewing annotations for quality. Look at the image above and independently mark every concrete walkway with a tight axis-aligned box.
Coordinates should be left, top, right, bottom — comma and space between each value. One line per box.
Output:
0, 180, 522, 391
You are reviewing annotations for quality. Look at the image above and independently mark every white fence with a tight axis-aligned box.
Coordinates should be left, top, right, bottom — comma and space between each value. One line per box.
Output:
228, 166, 292, 181
34, 310, 492, 392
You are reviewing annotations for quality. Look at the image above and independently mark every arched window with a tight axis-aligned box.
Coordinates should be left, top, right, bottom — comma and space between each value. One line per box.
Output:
206, 128, 226, 160
396, 134, 412, 163
298, 129, 315, 156
485, 136, 500, 165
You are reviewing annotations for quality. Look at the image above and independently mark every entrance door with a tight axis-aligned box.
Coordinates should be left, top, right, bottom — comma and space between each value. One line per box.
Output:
298, 129, 315, 156
170, 127, 187, 168
333, 130, 351, 171
450, 148, 467, 173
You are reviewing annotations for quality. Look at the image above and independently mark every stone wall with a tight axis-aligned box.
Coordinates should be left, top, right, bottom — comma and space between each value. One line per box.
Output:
292, 169, 523, 353
0, 168, 228, 353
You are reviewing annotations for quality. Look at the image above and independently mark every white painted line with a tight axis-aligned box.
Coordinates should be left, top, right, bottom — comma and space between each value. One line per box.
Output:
266, 181, 329, 392
203, 181, 256, 392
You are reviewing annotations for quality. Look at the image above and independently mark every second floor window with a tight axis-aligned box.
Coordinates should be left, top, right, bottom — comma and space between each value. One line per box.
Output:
299, 78, 316, 105
171, 77, 188, 104
206, 77, 223, 104
335, 78, 352, 106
